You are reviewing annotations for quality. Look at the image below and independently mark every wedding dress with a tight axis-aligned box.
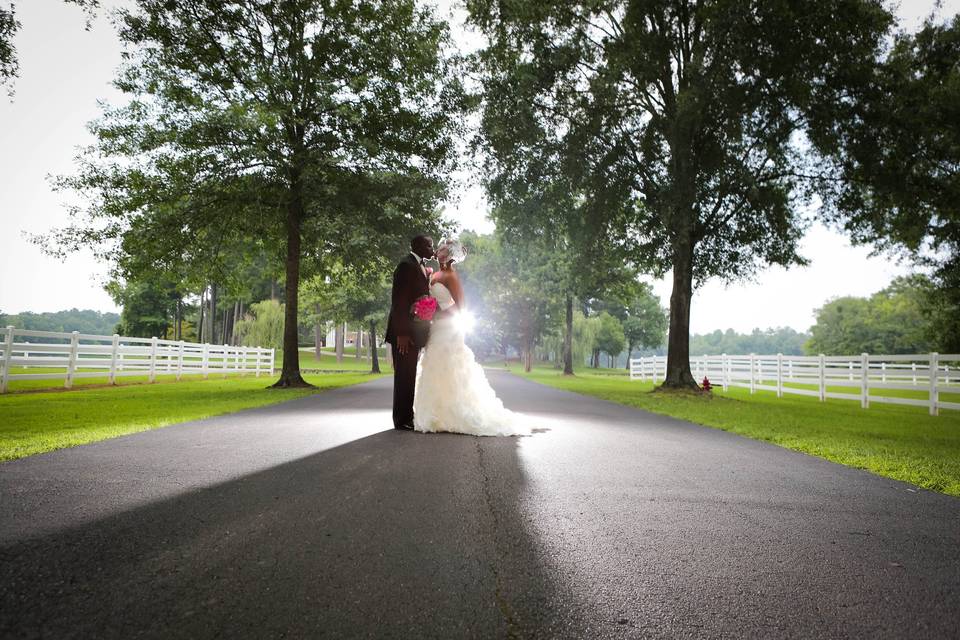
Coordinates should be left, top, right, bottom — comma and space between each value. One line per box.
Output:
413, 281, 529, 436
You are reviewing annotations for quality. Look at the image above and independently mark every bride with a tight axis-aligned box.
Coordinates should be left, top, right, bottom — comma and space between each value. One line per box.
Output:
413, 237, 529, 437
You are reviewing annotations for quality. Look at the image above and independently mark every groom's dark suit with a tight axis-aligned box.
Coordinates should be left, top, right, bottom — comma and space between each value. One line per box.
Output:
385, 253, 430, 429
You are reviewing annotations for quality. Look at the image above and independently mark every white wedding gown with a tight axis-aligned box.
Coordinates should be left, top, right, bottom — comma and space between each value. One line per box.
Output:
413, 282, 529, 436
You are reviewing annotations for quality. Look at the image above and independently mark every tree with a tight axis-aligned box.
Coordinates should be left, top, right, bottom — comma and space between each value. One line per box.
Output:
456, 231, 562, 372
815, 14, 960, 353
0, 0, 98, 97
622, 284, 667, 367
469, 0, 893, 388
106, 276, 182, 339
806, 275, 933, 355
47, 0, 465, 389
593, 312, 625, 368
235, 299, 285, 352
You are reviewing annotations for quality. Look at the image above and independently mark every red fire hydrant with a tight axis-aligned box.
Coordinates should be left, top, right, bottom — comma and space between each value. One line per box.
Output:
702, 376, 712, 392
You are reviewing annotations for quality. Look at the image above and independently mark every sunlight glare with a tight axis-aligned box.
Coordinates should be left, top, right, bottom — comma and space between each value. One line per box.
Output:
457, 310, 477, 333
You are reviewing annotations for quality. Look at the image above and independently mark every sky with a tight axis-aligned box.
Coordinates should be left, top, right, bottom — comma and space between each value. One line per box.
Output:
0, 0, 955, 334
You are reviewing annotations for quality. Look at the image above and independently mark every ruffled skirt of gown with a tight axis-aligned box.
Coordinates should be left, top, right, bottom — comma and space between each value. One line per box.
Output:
413, 316, 528, 436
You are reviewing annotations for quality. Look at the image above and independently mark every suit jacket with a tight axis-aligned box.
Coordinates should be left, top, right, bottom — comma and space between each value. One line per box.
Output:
385, 253, 430, 345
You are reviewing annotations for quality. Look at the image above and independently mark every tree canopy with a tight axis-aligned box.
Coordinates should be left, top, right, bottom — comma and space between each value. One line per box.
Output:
47, 0, 467, 387
469, 0, 894, 388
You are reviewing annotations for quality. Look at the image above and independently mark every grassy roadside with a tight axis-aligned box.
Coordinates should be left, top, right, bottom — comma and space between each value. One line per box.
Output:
511, 364, 960, 497
0, 372, 381, 462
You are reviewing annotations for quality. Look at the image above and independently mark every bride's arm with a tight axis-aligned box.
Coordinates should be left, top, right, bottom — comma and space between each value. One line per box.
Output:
447, 271, 466, 310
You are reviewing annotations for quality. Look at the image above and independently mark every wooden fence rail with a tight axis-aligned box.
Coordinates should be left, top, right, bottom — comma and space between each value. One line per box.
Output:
0, 326, 275, 393
629, 352, 960, 416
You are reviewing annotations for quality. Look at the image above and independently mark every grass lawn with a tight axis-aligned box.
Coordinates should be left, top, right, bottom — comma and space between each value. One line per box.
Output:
512, 363, 960, 497
291, 348, 393, 373
0, 372, 381, 462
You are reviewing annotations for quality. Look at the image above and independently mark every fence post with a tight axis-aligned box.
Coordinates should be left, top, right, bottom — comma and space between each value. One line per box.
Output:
860, 353, 870, 409
652, 356, 658, 385
912, 362, 917, 386
881, 361, 886, 383
177, 340, 185, 381
749, 353, 755, 394
818, 353, 826, 402
270, 348, 275, 374
202, 344, 209, 379
721, 353, 728, 391
149, 336, 158, 383
224, 344, 230, 377
776, 353, 783, 398
64, 331, 80, 389
929, 352, 939, 417
109, 334, 119, 385
1, 326, 14, 394
848, 361, 853, 381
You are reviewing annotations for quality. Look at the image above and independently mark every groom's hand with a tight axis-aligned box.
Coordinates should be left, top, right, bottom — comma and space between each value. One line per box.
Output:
397, 335, 413, 355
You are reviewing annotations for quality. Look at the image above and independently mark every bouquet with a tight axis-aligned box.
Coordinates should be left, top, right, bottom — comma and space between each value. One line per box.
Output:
411, 295, 439, 321
409, 295, 437, 347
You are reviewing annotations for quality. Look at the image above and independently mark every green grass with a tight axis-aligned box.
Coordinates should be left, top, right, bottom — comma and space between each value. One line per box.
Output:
290, 349, 393, 373
0, 372, 381, 462
512, 363, 960, 497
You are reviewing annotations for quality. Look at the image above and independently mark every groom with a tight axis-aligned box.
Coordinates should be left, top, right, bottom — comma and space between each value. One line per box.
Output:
385, 235, 434, 430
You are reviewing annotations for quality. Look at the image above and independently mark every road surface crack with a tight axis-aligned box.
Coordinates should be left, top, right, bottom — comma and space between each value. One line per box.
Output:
476, 439, 524, 640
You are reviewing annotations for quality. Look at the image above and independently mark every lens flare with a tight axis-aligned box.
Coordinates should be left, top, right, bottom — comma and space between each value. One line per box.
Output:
457, 310, 477, 334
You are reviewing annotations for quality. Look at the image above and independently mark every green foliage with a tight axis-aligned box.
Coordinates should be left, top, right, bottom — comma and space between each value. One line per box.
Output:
107, 278, 179, 339
469, 0, 893, 386
0, 309, 120, 338
235, 300, 285, 351
456, 231, 563, 369
816, 14, 960, 301
806, 275, 935, 355
686, 327, 810, 357
45, 0, 466, 384
571, 310, 596, 366
594, 312, 625, 359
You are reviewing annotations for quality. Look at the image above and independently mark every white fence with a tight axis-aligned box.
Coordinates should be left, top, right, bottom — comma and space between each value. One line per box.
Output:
629, 352, 960, 416
0, 325, 275, 393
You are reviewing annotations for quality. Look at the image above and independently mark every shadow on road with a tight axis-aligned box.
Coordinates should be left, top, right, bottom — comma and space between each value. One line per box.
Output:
0, 424, 586, 639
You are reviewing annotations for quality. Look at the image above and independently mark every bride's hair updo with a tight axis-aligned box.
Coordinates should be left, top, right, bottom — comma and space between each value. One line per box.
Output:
437, 237, 467, 265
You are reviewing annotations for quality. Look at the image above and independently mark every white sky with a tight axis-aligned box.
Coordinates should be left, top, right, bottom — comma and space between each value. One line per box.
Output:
0, 0, 954, 334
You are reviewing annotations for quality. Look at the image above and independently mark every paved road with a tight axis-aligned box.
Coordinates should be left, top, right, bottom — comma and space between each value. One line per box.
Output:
1, 371, 958, 639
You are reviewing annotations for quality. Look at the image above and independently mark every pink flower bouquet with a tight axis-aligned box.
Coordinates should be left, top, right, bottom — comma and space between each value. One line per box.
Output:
411, 295, 439, 321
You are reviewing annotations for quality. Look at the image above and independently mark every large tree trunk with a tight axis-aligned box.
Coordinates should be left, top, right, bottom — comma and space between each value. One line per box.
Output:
662, 232, 699, 389
335, 323, 344, 363
271, 182, 312, 388
174, 299, 181, 341
198, 288, 206, 343
314, 303, 322, 360
563, 294, 574, 375
369, 320, 380, 374
209, 284, 218, 345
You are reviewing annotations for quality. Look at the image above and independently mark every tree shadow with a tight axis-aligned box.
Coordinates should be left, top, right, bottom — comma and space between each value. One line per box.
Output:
0, 426, 591, 639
